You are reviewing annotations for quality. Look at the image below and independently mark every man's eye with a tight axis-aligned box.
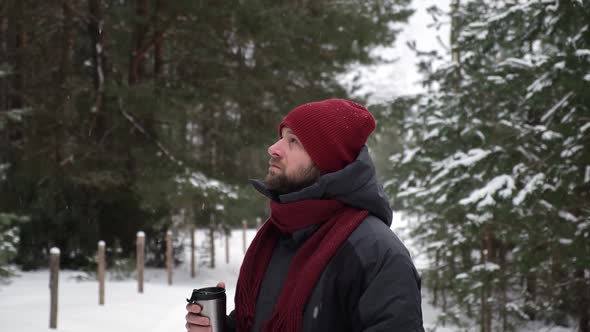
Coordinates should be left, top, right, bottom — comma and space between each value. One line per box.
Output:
288, 138, 297, 144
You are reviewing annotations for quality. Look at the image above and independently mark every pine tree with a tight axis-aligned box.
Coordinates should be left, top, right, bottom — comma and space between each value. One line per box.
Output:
0, 0, 413, 269
387, 0, 589, 330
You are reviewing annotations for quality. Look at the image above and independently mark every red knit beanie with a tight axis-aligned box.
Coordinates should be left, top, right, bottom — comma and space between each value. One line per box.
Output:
278, 98, 376, 174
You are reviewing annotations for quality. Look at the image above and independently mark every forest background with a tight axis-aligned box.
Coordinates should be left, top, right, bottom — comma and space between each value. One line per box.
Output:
0, 1, 588, 331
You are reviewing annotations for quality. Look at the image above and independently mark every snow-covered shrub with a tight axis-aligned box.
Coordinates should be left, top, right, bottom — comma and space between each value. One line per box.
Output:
0, 213, 27, 279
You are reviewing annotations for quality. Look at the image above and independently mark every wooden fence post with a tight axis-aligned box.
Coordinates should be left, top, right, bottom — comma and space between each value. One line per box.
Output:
49, 247, 60, 329
242, 220, 247, 254
209, 225, 215, 269
136, 231, 145, 293
166, 230, 173, 285
225, 229, 230, 264
190, 226, 196, 278
98, 241, 105, 305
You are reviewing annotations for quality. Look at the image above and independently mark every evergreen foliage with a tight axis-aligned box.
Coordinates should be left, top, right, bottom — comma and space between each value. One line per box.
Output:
0, 1, 411, 270
0, 212, 26, 278
386, 1, 589, 330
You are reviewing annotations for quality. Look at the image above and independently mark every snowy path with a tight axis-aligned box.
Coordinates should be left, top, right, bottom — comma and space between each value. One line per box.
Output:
0, 224, 433, 332
0, 264, 441, 332
0, 229, 247, 332
0, 222, 573, 331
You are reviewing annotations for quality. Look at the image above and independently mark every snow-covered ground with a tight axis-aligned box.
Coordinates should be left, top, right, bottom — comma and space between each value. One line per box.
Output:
0, 214, 431, 332
0, 213, 576, 332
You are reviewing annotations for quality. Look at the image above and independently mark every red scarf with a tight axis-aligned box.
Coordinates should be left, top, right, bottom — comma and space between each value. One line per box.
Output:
235, 199, 368, 332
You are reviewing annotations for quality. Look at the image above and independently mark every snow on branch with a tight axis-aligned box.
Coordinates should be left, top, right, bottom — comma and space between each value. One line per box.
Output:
0, 163, 8, 181
176, 171, 237, 198
513, 173, 545, 206
498, 57, 533, 69
558, 210, 578, 222
400, 147, 420, 164
466, 212, 493, 225
119, 107, 182, 166
471, 262, 500, 272
0, 108, 34, 122
561, 145, 584, 158
459, 174, 515, 208
460, 2, 534, 40
525, 72, 551, 99
430, 148, 500, 185
540, 92, 574, 123
434, 148, 498, 170
117, 98, 236, 198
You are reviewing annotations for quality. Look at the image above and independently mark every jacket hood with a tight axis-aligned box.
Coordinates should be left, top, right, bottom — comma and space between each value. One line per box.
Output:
251, 146, 393, 226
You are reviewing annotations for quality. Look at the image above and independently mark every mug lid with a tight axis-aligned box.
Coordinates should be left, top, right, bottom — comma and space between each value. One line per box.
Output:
189, 286, 226, 301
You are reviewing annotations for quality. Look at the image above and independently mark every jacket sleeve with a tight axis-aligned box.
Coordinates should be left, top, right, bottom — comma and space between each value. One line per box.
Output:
225, 310, 236, 332
345, 218, 425, 332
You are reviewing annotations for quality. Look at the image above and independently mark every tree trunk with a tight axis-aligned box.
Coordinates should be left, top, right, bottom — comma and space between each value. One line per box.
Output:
0, 13, 7, 110
129, 0, 149, 85
480, 228, 493, 332
460, 244, 474, 318
12, 1, 27, 110
153, 0, 164, 80
575, 268, 589, 332
59, 1, 74, 132
525, 271, 537, 320
60, 2, 74, 105
449, 0, 462, 89
88, 0, 106, 136
550, 250, 568, 325
498, 244, 508, 331
52, 1, 75, 177
0, 14, 6, 53
432, 249, 440, 306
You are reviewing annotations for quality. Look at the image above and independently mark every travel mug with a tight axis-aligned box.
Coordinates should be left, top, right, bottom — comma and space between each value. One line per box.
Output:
187, 286, 226, 332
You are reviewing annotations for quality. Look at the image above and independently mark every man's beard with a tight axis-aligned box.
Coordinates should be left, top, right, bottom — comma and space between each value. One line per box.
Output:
265, 162, 321, 195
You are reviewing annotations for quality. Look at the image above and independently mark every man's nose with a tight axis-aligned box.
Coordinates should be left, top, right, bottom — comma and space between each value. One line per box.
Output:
268, 139, 282, 157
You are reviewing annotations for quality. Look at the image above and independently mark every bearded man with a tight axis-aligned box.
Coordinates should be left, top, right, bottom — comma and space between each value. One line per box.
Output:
186, 98, 424, 332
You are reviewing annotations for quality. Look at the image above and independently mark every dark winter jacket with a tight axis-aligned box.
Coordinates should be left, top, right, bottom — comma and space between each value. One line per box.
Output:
229, 146, 424, 332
